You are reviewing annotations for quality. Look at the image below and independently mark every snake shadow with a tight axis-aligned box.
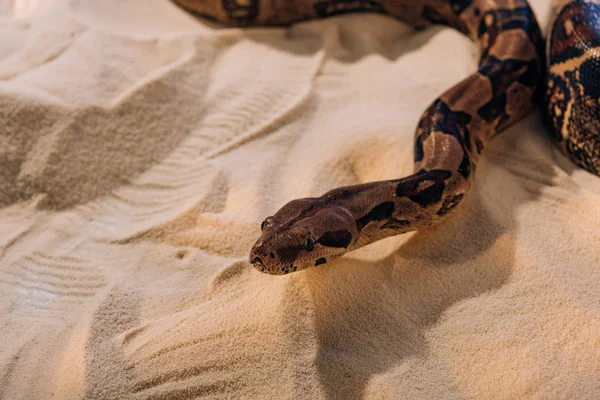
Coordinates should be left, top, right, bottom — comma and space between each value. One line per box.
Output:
224, 12, 443, 62
300, 114, 558, 399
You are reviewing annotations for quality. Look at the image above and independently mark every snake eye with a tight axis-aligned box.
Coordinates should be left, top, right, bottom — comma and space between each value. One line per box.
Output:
304, 236, 315, 252
261, 217, 271, 231
261, 217, 275, 231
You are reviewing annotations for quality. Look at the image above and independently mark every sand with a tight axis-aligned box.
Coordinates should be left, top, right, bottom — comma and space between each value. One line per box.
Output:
0, 0, 599, 398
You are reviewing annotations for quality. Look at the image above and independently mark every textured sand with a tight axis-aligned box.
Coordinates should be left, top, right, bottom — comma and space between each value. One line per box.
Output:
1, 0, 599, 399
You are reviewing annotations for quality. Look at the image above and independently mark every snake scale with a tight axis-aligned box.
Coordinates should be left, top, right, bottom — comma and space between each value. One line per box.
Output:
173, 0, 599, 275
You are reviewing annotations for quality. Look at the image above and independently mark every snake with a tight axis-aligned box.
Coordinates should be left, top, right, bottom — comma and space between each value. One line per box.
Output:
545, 0, 600, 175
172, 0, 598, 275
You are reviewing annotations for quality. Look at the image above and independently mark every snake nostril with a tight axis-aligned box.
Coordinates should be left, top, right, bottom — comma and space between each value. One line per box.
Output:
269, 252, 275, 259
251, 256, 264, 267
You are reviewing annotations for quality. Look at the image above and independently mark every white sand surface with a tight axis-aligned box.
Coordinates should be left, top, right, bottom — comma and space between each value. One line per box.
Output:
1, 0, 599, 398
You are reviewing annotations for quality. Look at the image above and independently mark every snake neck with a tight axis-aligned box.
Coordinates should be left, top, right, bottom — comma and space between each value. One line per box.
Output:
315, 167, 469, 253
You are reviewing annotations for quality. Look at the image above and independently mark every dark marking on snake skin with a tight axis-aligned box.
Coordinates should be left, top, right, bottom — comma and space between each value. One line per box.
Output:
452, 0, 473, 15
580, 57, 600, 99
565, 135, 600, 175
393, 169, 452, 196
475, 138, 484, 153
410, 181, 446, 208
394, 169, 452, 207
416, 100, 472, 178
314, 257, 327, 266
281, 263, 297, 274
414, 135, 425, 162
416, 100, 472, 149
463, 120, 473, 153
313, 0, 385, 18
421, 0, 471, 26
221, 0, 259, 24
381, 218, 411, 230
561, 77, 600, 174
436, 193, 465, 216
421, 4, 466, 33
273, 201, 318, 236
316, 230, 353, 248
477, 7, 538, 59
421, 6, 450, 25
545, 73, 571, 143
478, 56, 541, 129
549, 1, 600, 65
355, 202, 395, 231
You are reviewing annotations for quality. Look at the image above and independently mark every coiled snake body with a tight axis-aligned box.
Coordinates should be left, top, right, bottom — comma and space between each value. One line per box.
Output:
173, 0, 599, 275
546, 0, 600, 175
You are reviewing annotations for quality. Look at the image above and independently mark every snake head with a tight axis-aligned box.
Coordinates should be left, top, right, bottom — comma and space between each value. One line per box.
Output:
249, 198, 358, 275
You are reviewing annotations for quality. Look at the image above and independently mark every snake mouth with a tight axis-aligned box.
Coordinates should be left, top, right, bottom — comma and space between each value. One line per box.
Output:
250, 256, 288, 275
250, 254, 303, 275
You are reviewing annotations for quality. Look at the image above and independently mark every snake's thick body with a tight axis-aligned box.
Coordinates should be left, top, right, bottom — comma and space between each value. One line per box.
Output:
546, 0, 600, 175
173, 0, 598, 275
